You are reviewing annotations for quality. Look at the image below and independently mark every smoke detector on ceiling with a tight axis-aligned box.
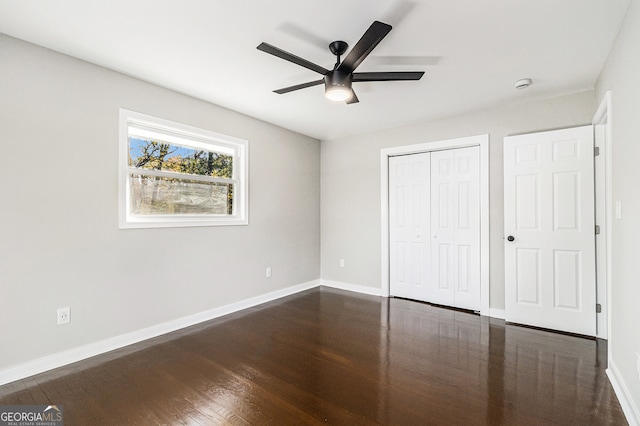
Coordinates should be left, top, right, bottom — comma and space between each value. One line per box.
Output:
514, 78, 532, 89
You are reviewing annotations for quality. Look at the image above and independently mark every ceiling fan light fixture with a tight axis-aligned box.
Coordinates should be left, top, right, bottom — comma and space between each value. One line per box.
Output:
324, 70, 352, 102
325, 86, 352, 102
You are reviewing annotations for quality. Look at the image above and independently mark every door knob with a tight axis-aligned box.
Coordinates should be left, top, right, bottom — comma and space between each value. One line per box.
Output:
507, 235, 515, 242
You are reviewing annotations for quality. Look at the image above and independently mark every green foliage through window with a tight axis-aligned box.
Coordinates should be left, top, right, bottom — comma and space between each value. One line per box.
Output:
129, 138, 233, 178
128, 138, 235, 215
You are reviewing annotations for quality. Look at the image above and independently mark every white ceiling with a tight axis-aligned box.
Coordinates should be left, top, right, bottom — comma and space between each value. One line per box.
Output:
0, 0, 630, 140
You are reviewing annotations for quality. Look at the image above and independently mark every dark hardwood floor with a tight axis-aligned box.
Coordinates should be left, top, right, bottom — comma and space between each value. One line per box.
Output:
0, 287, 627, 425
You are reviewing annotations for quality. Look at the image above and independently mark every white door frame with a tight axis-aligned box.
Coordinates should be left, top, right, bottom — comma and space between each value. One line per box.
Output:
380, 134, 490, 316
592, 91, 613, 341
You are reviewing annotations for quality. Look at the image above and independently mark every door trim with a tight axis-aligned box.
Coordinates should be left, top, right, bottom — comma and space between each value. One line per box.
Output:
380, 134, 490, 316
592, 91, 612, 341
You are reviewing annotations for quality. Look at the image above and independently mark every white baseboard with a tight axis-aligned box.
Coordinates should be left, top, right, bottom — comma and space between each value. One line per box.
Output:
321, 280, 382, 296
489, 308, 506, 320
607, 361, 640, 426
0, 279, 320, 386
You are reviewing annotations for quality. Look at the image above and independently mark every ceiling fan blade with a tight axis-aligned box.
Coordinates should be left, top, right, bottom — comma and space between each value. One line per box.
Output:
346, 90, 359, 104
257, 42, 329, 75
274, 79, 324, 94
337, 21, 392, 73
353, 71, 425, 82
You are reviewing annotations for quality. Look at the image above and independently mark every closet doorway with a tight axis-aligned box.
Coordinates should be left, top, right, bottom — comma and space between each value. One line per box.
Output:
380, 135, 489, 315
389, 146, 480, 310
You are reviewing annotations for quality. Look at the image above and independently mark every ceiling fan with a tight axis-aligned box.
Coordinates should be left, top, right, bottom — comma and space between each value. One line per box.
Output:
257, 21, 425, 104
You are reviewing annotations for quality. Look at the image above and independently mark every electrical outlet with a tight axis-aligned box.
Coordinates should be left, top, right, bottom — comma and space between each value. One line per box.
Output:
339, 258, 345, 268
57, 307, 70, 325
265, 267, 272, 278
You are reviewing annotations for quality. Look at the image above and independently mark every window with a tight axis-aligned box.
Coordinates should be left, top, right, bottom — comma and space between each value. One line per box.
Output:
119, 109, 248, 228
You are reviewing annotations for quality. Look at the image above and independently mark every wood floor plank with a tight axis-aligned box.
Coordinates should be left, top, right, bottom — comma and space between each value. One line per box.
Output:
0, 287, 628, 425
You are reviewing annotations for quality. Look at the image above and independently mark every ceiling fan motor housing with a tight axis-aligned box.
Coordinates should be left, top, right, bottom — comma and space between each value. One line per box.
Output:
325, 70, 351, 88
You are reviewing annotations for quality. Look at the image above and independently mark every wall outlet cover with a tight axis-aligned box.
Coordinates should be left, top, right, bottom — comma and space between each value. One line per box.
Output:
57, 307, 70, 325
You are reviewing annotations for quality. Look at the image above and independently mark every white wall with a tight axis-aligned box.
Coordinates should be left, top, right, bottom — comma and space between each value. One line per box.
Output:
0, 35, 320, 371
321, 91, 596, 310
596, 0, 640, 420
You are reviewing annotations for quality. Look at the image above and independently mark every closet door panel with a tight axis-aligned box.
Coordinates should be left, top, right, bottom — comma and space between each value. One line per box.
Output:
429, 151, 456, 306
389, 153, 431, 300
451, 146, 481, 310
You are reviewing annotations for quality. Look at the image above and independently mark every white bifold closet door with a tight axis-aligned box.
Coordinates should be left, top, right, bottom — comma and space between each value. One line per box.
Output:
388, 152, 431, 300
429, 147, 481, 310
389, 146, 480, 310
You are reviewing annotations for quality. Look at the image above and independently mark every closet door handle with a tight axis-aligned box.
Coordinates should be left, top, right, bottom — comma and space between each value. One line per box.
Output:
507, 235, 515, 242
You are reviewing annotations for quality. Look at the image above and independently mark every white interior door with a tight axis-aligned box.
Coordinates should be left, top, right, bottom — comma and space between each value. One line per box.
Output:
389, 153, 430, 300
504, 126, 596, 336
430, 147, 481, 310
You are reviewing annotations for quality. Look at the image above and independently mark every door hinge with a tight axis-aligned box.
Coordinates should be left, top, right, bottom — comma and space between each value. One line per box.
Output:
594, 146, 600, 156
596, 303, 602, 313
595, 225, 601, 235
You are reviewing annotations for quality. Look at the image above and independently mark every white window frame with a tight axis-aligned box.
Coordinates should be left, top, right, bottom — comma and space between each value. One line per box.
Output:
119, 109, 249, 229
